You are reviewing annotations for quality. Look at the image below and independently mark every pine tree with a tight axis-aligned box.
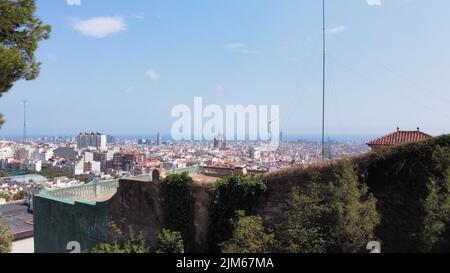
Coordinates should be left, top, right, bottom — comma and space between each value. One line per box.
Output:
327, 160, 381, 253
276, 185, 328, 253
0, 0, 51, 127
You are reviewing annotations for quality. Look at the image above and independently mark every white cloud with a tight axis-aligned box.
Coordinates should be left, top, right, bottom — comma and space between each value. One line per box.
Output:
367, 0, 382, 6
224, 42, 259, 54
145, 69, 160, 81
224, 43, 245, 49
67, 0, 81, 6
72, 17, 126, 38
327, 25, 348, 34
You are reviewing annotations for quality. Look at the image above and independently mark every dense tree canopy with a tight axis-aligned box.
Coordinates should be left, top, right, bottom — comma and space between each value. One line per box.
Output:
0, 0, 51, 127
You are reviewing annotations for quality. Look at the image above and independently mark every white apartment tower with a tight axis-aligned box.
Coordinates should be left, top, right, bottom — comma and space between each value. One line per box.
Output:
76, 132, 107, 150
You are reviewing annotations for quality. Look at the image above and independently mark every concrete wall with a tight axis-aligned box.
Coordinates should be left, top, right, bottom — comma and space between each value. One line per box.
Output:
34, 196, 109, 253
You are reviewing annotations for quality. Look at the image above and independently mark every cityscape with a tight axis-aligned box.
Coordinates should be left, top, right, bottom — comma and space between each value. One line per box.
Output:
0, 0, 449, 264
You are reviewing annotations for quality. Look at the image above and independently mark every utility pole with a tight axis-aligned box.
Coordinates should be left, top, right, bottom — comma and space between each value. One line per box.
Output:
321, 0, 326, 162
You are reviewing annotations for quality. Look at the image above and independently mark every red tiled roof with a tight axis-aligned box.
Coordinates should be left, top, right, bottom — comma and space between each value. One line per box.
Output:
367, 130, 432, 147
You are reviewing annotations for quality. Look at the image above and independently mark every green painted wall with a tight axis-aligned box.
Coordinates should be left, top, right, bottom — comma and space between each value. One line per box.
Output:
34, 196, 110, 253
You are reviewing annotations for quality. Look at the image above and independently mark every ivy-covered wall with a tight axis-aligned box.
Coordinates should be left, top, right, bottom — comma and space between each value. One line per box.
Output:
34, 135, 450, 253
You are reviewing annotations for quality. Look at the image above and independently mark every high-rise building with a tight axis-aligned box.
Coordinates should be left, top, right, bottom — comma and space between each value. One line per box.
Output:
76, 132, 107, 150
156, 132, 161, 146
249, 147, 261, 160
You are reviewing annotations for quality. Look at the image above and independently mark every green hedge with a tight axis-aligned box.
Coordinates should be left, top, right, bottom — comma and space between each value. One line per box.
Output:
360, 135, 450, 252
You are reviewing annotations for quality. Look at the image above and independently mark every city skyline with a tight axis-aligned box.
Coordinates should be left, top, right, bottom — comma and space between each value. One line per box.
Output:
0, 0, 449, 136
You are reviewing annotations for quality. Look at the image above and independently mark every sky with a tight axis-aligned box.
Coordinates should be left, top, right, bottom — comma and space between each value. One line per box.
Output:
0, 0, 449, 137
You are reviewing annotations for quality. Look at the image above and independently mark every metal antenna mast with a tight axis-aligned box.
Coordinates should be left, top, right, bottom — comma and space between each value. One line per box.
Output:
321, 0, 326, 161
22, 100, 27, 143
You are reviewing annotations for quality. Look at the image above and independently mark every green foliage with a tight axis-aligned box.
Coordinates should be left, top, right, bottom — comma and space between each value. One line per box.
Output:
363, 135, 450, 252
161, 172, 194, 252
91, 225, 150, 253
0, 113, 3, 128
0, 215, 13, 253
275, 185, 329, 253
0, 193, 10, 202
421, 171, 450, 252
221, 211, 275, 253
12, 191, 26, 201
0, 0, 51, 128
0, 170, 7, 177
327, 160, 380, 253
25, 166, 73, 180
0, 0, 51, 95
157, 229, 184, 254
274, 161, 380, 253
75, 175, 93, 183
208, 175, 267, 252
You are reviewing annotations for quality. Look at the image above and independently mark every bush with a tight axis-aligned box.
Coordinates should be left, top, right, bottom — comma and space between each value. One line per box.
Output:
221, 211, 274, 253
208, 175, 267, 252
0, 215, 13, 253
157, 229, 184, 253
12, 191, 26, 201
91, 225, 150, 253
421, 171, 450, 252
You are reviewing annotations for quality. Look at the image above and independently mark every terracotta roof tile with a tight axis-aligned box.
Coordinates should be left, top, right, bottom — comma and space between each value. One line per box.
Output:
367, 130, 432, 147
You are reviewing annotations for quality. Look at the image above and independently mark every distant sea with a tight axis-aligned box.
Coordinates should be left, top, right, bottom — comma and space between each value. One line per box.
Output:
0, 133, 378, 143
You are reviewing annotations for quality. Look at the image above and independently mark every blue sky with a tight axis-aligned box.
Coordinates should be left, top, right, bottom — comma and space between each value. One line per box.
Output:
0, 0, 449, 136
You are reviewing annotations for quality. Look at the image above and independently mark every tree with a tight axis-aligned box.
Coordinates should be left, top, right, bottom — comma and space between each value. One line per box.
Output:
327, 160, 380, 253
421, 171, 450, 252
0, 215, 13, 253
221, 211, 275, 253
208, 175, 267, 251
275, 185, 329, 253
157, 229, 184, 254
91, 225, 150, 253
0, 0, 51, 127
